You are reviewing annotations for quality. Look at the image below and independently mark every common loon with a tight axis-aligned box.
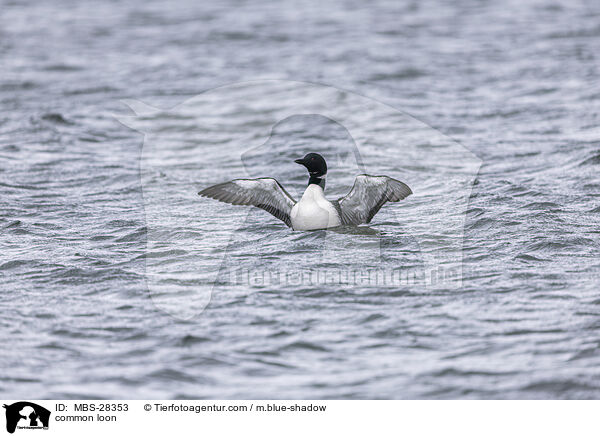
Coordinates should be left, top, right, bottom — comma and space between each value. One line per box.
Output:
198, 153, 412, 231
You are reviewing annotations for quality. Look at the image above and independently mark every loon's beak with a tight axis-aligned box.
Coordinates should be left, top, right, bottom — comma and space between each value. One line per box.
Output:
294, 158, 305, 165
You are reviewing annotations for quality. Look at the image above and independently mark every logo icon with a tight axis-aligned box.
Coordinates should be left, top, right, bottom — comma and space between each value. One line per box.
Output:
3, 402, 50, 434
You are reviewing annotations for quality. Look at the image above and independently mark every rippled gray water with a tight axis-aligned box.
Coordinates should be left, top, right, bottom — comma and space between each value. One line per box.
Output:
1, 0, 600, 399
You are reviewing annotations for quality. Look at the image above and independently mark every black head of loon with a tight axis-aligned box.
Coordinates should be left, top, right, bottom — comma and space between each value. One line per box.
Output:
294, 153, 327, 188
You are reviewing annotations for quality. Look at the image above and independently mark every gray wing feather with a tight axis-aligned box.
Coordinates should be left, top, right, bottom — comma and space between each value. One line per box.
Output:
337, 174, 412, 225
198, 178, 296, 227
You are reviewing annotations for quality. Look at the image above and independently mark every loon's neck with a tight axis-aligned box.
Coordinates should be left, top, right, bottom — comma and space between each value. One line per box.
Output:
308, 174, 326, 190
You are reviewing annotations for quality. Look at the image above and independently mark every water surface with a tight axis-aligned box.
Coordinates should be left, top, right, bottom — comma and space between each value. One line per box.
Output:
1, 0, 599, 399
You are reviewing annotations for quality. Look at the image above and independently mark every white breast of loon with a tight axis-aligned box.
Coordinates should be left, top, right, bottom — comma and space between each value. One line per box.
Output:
290, 184, 341, 231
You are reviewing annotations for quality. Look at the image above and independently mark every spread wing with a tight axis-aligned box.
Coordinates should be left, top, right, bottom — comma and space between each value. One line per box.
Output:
198, 178, 296, 227
336, 175, 412, 225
